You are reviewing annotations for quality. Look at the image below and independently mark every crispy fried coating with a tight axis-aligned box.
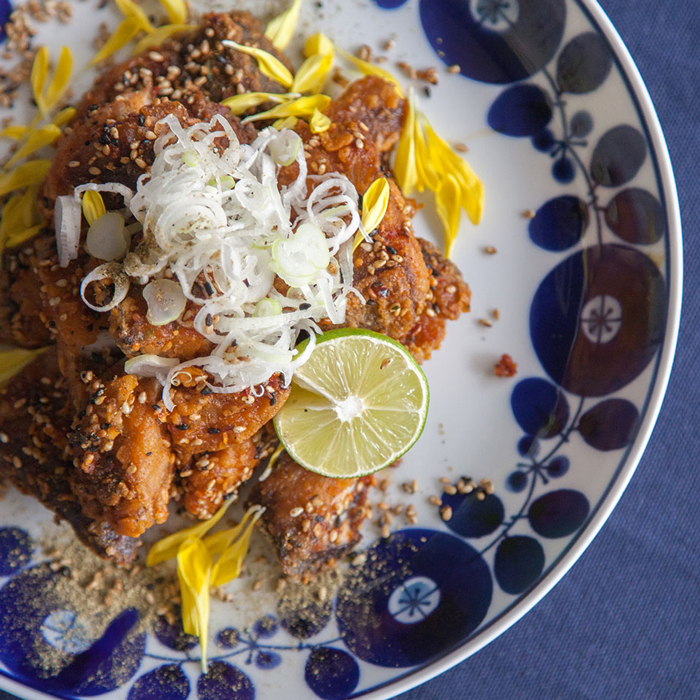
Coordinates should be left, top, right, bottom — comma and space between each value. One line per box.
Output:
248, 452, 373, 578
75, 11, 292, 120
402, 238, 472, 363
156, 369, 289, 456
42, 92, 254, 216
110, 291, 214, 359
69, 371, 174, 538
0, 349, 139, 564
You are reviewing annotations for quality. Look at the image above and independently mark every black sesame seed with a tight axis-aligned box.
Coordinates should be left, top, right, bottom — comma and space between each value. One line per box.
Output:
175, 423, 189, 431
269, 395, 277, 406
204, 282, 214, 296
299, 303, 311, 310
138, 113, 145, 126
386, 246, 397, 255
201, 387, 213, 395
207, 427, 221, 434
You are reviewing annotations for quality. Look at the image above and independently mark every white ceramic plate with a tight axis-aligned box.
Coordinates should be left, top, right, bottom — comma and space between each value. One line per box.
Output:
0, 0, 681, 698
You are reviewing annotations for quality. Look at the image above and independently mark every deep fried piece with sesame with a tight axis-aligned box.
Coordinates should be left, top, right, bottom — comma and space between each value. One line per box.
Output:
69, 371, 174, 538
156, 368, 289, 457
110, 290, 214, 359
0, 349, 139, 564
247, 452, 373, 578
402, 237, 472, 363
0, 261, 51, 348
74, 11, 292, 121
42, 91, 255, 216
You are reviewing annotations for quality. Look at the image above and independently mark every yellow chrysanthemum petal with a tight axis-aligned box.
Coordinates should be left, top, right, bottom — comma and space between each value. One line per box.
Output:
243, 94, 331, 123
222, 40, 293, 89
0, 160, 52, 197
264, 0, 302, 51
82, 190, 106, 226
335, 46, 402, 95
5, 124, 61, 169
52, 106, 76, 128
435, 174, 462, 258
220, 91, 293, 115
292, 52, 333, 95
272, 115, 298, 130
354, 177, 390, 250
393, 95, 419, 195
202, 505, 262, 558
0, 347, 49, 386
31, 46, 50, 114
1, 186, 39, 243
6, 225, 43, 248
414, 118, 440, 193
43, 46, 72, 112
0, 126, 29, 141
91, 16, 143, 65
309, 107, 330, 133
176, 537, 211, 672
304, 32, 334, 58
146, 497, 235, 566
159, 0, 187, 25
115, 0, 154, 32
424, 121, 483, 225
133, 23, 194, 54
210, 507, 264, 587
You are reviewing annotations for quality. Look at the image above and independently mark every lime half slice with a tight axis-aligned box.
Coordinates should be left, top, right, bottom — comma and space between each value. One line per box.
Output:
274, 329, 429, 478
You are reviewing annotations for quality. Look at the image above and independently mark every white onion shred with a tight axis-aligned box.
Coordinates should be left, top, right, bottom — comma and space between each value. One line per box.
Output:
87, 115, 362, 409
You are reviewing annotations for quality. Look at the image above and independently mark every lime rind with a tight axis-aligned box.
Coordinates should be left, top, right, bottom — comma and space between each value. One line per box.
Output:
274, 328, 429, 478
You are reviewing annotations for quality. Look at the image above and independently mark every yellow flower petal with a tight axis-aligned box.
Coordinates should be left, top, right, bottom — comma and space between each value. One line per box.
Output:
1, 186, 39, 245
82, 190, 106, 226
0, 347, 49, 386
176, 537, 211, 672
133, 23, 194, 54
272, 115, 298, 130
31, 46, 50, 114
393, 94, 419, 195
146, 497, 235, 566
115, 0, 154, 32
202, 504, 262, 557
43, 46, 72, 113
304, 32, 334, 58
220, 91, 293, 116
264, 0, 302, 51
309, 107, 330, 134
435, 174, 462, 258
243, 94, 331, 123
210, 506, 264, 587
0, 126, 29, 141
91, 16, 143, 65
0, 160, 52, 197
414, 117, 440, 193
292, 52, 333, 95
355, 177, 390, 249
222, 40, 293, 89
52, 106, 76, 128
335, 46, 402, 95
5, 124, 61, 168
158, 0, 187, 25
6, 225, 43, 248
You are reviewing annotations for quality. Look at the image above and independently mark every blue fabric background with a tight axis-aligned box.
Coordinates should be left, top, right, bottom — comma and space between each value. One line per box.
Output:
1, 0, 697, 699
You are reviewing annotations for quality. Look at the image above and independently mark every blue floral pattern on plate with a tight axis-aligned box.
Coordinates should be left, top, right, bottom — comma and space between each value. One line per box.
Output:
0, 0, 678, 698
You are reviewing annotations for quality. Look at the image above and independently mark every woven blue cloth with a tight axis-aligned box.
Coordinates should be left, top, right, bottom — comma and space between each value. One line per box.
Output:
0, 1, 697, 699
396, 1, 700, 698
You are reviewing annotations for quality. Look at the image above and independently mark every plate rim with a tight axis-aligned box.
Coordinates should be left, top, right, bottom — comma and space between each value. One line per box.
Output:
353, 0, 683, 697
0, 0, 683, 698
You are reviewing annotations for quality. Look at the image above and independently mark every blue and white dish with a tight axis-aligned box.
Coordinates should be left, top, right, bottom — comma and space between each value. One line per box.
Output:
0, 0, 681, 698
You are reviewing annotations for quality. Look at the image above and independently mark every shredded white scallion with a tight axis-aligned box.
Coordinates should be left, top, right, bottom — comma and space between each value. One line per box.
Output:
76, 115, 362, 409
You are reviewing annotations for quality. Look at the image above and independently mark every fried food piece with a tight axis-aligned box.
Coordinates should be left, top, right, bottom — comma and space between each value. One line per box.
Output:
0, 349, 138, 564
248, 452, 373, 578
0, 237, 52, 348
110, 291, 214, 359
75, 11, 292, 120
157, 369, 289, 455
43, 92, 254, 215
69, 371, 174, 538
402, 237, 472, 363
178, 429, 274, 519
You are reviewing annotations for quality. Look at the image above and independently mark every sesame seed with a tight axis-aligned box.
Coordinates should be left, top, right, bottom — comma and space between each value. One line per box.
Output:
68, 160, 80, 167
484, 245, 498, 255
0, 433, 7, 443
522, 209, 536, 219
440, 505, 453, 521
380, 357, 393, 370
443, 484, 457, 495
447, 64, 461, 73
446, 285, 457, 294
428, 495, 442, 506
290, 507, 303, 517
381, 524, 391, 538
88, 166, 101, 176
493, 308, 501, 320
479, 318, 493, 327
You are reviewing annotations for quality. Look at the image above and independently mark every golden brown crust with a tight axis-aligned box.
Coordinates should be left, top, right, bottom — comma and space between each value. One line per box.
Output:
248, 452, 373, 578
